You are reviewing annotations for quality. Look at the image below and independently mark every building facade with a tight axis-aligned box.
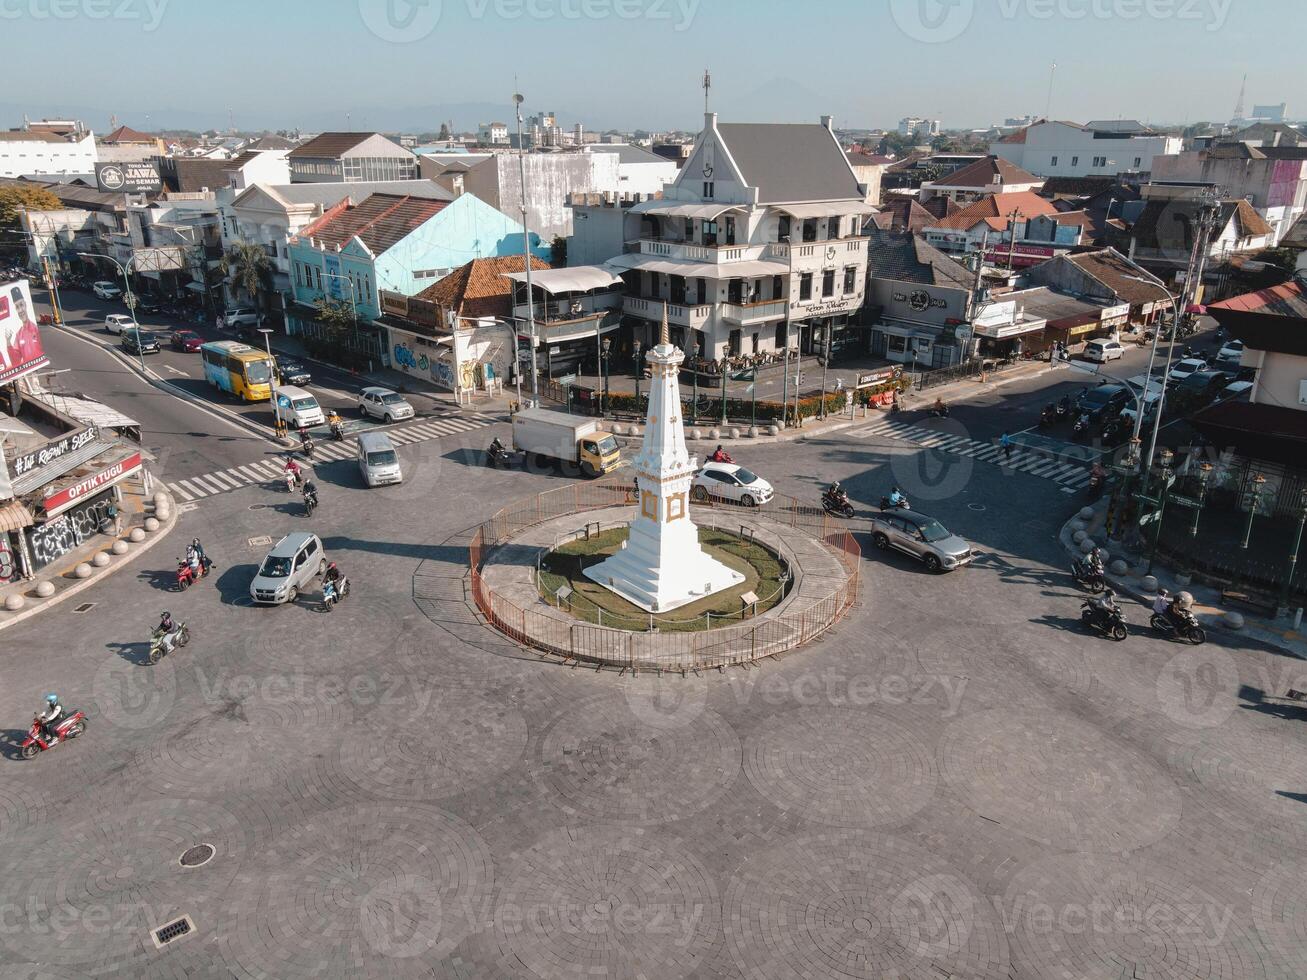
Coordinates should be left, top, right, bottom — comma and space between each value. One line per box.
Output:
287, 132, 418, 183
992, 120, 1182, 179
0, 130, 97, 179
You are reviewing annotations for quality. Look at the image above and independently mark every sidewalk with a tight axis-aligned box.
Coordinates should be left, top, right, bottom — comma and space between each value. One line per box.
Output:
1060, 499, 1307, 660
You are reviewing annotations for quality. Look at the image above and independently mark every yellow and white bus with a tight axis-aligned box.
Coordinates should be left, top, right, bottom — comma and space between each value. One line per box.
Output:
199, 341, 274, 401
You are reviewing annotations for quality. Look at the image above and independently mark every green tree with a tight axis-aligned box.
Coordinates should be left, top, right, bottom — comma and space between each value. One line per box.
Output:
1251, 247, 1297, 273
313, 297, 355, 347
549, 234, 567, 267
218, 241, 272, 306
0, 185, 61, 257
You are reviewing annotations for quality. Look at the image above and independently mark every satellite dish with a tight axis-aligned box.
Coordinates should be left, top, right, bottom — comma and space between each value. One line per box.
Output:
512, 93, 524, 105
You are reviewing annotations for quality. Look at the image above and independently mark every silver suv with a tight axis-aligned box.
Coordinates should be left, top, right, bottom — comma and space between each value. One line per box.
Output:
870, 509, 974, 573
249, 532, 326, 605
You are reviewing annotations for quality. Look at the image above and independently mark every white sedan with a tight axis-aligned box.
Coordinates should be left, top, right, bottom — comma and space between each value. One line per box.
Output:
357, 386, 415, 423
690, 462, 774, 507
1167, 357, 1208, 385
92, 280, 122, 300
104, 314, 134, 335
1215, 339, 1244, 365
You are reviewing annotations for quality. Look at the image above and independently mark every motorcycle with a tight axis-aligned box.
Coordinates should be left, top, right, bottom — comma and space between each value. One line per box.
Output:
1150, 609, 1206, 645
301, 437, 316, 461
1072, 413, 1092, 442
149, 622, 190, 664
1100, 417, 1124, 445
821, 489, 855, 518
879, 494, 910, 512
1071, 557, 1106, 593
487, 442, 514, 468
1081, 599, 1128, 641
21, 710, 89, 759
1056, 396, 1071, 418
303, 488, 318, 517
329, 418, 346, 441
176, 557, 208, 590
284, 468, 302, 493
929, 402, 950, 419
1039, 404, 1057, 428
322, 576, 351, 612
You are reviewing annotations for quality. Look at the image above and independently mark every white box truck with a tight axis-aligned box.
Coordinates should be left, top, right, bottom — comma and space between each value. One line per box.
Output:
512, 408, 621, 477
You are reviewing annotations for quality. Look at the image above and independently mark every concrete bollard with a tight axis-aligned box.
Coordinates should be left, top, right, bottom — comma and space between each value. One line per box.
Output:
92, 552, 110, 568
768, 424, 779, 436
1175, 571, 1192, 586
1078, 506, 1095, 521
748, 426, 759, 438
129, 528, 146, 543
74, 563, 93, 579
1079, 538, 1096, 554
728, 427, 739, 438
1222, 611, 1244, 630
1096, 549, 1111, 566
1070, 520, 1086, 534
144, 517, 160, 532
709, 428, 720, 439
1109, 559, 1128, 576
112, 540, 129, 555
1072, 529, 1087, 544
5, 593, 24, 611
1141, 575, 1158, 592
34, 581, 55, 598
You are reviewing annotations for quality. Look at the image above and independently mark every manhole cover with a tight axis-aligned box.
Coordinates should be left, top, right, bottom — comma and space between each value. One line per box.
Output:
73, 602, 96, 613
247, 535, 272, 548
179, 843, 215, 868
967, 503, 987, 512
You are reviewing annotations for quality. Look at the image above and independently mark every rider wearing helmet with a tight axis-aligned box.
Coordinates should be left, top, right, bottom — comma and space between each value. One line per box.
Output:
1152, 587, 1173, 619
303, 478, 319, 507
38, 694, 63, 742
155, 610, 174, 638
889, 486, 906, 508
324, 561, 342, 586
1091, 587, 1119, 613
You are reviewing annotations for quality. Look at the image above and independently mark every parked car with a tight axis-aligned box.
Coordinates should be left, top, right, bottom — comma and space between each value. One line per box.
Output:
1215, 339, 1244, 365
104, 314, 134, 335
358, 386, 415, 423
1075, 383, 1133, 424
1167, 357, 1208, 385
121, 328, 160, 354
870, 509, 975, 573
1176, 369, 1235, 396
690, 462, 774, 507
224, 307, 262, 328
1083, 338, 1126, 363
276, 356, 312, 386
134, 295, 162, 315
170, 329, 203, 352
1220, 380, 1254, 401
92, 280, 121, 300
249, 532, 325, 605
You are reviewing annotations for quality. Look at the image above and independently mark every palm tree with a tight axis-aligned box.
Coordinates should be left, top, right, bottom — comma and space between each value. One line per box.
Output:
219, 241, 272, 309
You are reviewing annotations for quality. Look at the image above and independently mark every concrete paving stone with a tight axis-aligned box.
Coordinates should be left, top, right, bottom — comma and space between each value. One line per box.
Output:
723, 829, 1012, 980
1252, 859, 1307, 978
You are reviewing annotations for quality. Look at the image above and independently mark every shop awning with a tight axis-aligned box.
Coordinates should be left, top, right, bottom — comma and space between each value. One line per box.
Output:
604, 253, 786, 281
775, 199, 876, 220
502, 267, 623, 294
0, 499, 34, 533
184, 281, 208, 293
27, 392, 138, 432
11, 439, 116, 497
628, 201, 745, 220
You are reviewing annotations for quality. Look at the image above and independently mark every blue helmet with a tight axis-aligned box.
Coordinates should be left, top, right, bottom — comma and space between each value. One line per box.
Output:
45, 693, 58, 705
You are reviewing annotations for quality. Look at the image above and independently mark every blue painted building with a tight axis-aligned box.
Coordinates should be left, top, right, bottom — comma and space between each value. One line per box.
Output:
285, 191, 548, 361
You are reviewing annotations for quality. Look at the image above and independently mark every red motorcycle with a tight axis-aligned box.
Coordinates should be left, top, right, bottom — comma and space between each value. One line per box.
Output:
21, 710, 88, 759
175, 557, 209, 590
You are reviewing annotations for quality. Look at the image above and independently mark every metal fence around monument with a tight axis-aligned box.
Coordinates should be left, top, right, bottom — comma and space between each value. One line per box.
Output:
467, 478, 860, 670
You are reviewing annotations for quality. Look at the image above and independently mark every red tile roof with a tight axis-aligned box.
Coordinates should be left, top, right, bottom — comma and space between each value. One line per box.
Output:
928, 156, 1042, 188
1211, 279, 1307, 316
300, 193, 448, 254
102, 125, 155, 144
288, 132, 375, 159
932, 191, 1056, 230
417, 255, 551, 319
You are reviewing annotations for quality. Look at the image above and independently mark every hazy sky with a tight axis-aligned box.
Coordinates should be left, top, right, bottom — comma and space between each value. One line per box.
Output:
2, 0, 1300, 132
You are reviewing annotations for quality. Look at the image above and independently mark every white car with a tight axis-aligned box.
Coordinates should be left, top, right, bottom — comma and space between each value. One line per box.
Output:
1083, 338, 1125, 363
1167, 357, 1208, 385
690, 462, 774, 507
357, 386, 415, 423
104, 314, 134, 335
1215, 339, 1244, 365
223, 307, 262, 328
93, 281, 122, 300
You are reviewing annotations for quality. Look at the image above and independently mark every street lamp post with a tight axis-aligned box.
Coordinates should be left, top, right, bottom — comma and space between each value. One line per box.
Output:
513, 90, 539, 404
1190, 461, 1213, 537
79, 251, 145, 372
633, 340, 642, 411
819, 324, 829, 420
780, 235, 793, 427
1241, 473, 1267, 550
600, 336, 611, 417
1278, 488, 1307, 611
1146, 447, 1175, 574
258, 327, 285, 438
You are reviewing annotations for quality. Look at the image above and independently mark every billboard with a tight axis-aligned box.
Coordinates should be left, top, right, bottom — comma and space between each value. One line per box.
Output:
94, 161, 162, 194
0, 279, 50, 386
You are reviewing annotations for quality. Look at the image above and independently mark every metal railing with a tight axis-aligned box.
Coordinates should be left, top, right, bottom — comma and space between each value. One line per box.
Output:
468, 479, 860, 670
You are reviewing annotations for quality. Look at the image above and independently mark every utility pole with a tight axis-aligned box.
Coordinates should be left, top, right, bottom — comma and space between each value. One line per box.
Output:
1044, 63, 1057, 119
513, 87, 539, 404
781, 235, 793, 426
1007, 209, 1021, 269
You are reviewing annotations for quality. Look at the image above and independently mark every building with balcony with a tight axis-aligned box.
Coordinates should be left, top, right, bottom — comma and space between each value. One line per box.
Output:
922, 191, 1087, 266
287, 132, 417, 184
570, 112, 874, 362
504, 265, 624, 377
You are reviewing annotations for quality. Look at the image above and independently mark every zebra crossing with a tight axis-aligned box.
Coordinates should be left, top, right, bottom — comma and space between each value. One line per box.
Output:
166, 414, 496, 502
849, 417, 1092, 492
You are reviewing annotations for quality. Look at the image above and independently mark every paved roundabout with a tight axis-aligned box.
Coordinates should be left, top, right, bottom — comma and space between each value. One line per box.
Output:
0, 429, 1304, 978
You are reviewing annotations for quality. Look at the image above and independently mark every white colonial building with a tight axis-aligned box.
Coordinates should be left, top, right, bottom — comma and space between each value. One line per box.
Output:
992, 119, 1182, 179
570, 113, 873, 361
0, 129, 97, 179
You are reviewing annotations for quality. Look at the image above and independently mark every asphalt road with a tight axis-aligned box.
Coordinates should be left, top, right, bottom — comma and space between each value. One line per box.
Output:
1, 388, 1303, 977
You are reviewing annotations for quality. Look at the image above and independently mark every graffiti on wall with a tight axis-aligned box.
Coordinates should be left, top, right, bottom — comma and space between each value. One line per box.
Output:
392, 343, 431, 374
27, 495, 116, 570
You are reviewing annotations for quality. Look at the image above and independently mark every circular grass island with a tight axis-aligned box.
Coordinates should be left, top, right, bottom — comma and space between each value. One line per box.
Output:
537, 525, 790, 632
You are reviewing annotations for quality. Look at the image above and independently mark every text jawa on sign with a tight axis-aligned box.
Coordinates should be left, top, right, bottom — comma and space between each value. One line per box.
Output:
42, 452, 142, 516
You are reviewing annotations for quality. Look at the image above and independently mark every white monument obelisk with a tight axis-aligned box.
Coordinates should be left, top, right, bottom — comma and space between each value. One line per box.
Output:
584, 304, 743, 612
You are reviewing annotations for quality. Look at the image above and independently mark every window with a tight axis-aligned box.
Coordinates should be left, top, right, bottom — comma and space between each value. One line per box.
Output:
799, 272, 812, 301
827, 216, 840, 239
774, 322, 787, 347
1050, 155, 1058, 166
702, 181, 714, 198
1071, 156, 1079, 167
684, 217, 694, 240
1092, 156, 1107, 167
802, 218, 817, 242
771, 274, 782, 299
1133, 156, 1142, 168
843, 266, 857, 294
777, 216, 790, 242
822, 270, 835, 298
888, 335, 907, 353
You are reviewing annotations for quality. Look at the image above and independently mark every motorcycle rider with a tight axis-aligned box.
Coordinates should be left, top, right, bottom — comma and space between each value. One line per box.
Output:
826, 481, 848, 504
888, 486, 906, 508
1089, 587, 1120, 617
37, 693, 63, 743
300, 428, 316, 459
1085, 547, 1105, 579
154, 610, 175, 638
710, 445, 731, 463
303, 478, 319, 511
489, 436, 508, 458
284, 457, 302, 490
932, 397, 948, 416
323, 560, 345, 601
327, 409, 344, 438
185, 541, 202, 575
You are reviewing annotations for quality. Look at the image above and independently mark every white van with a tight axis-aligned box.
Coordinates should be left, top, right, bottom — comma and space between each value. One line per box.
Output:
274, 385, 324, 429
357, 431, 402, 487
1083, 338, 1125, 363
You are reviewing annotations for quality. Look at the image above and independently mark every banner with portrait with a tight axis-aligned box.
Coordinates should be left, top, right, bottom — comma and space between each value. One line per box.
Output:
0, 279, 50, 385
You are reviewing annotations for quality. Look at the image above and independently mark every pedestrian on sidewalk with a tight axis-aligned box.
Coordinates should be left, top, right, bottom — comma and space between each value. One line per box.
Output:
1000, 431, 1013, 461
216, 313, 225, 332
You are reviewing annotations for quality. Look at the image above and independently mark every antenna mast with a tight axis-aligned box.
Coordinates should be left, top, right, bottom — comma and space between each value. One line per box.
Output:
703, 69, 711, 114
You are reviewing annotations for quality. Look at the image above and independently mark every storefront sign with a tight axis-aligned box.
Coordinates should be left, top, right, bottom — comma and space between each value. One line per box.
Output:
892, 289, 948, 312
12, 426, 99, 479
42, 452, 141, 517
27, 493, 118, 570
801, 299, 857, 317
983, 243, 1056, 268
380, 290, 409, 318
94, 161, 161, 194
856, 367, 898, 388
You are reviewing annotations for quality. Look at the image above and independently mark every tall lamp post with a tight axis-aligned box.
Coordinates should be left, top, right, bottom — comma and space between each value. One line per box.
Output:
257, 326, 285, 438
1189, 461, 1213, 537
600, 336, 611, 417
632, 339, 642, 411
1241, 473, 1267, 550
79, 251, 145, 371
780, 235, 793, 427
513, 89, 539, 404
1146, 447, 1175, 574
1279, 488, 1307, 612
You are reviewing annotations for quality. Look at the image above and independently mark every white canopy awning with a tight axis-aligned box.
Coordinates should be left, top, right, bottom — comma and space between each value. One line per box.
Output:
28, 393, 139, 431
628, 200, 745, 220
501, 266, 623, 295
775, 199, 876, 220
604, 253, 785, 281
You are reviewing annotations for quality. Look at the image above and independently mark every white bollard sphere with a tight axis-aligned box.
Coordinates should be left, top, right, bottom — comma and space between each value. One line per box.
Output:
1141, 575, 1159, 592
91, 552, 110, 568
129, 528, 146, 543
1072, 529, 1087, 544
144, 517, 160, 532
74, 563, 93, 579
1079, 538, 1096, 554
34, 581, 55, 598
1078, 506, 1095, 520
1222, 611, 1244, 630
1109, 560, 1128, 576
112, 540, 129, 555
4, 593, 24, 611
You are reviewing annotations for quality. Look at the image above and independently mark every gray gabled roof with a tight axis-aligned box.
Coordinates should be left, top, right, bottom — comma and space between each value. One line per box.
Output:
586, 143, 670, 166
716, 123, 862, 203
250, 179, 454, 209
865, 228, 973, 289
